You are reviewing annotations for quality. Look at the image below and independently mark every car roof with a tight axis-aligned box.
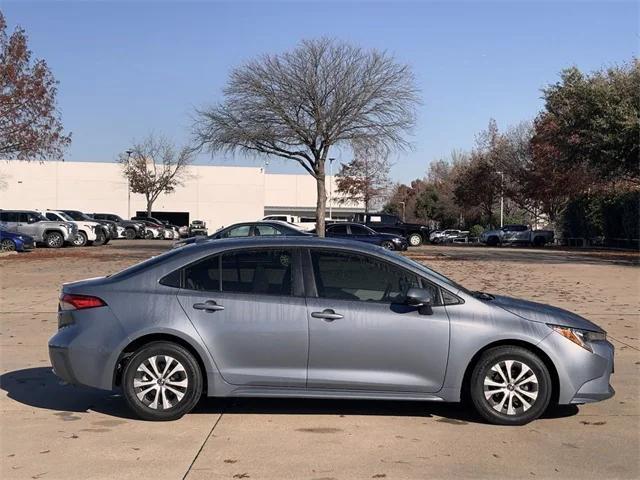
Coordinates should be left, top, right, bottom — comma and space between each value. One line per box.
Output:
188, 236, 381, 254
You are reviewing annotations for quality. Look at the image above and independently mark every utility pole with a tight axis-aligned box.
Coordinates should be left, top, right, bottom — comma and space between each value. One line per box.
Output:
497, 170, 504, 228
126, 150, 133, 219
399, 201, 406, 222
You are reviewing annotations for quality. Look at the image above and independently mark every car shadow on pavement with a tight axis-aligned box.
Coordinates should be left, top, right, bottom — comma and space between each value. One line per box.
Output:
2, 367, 579, 424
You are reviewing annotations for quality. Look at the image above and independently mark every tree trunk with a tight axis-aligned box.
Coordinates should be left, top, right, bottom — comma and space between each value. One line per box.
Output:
316, 171, 327, 237
146, 200, 153, 218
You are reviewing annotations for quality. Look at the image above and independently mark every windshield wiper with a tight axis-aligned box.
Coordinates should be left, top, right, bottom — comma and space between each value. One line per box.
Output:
473, 291, 495, 300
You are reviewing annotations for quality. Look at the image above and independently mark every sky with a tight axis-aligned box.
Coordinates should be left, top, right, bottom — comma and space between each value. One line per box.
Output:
2, 0, 638, 183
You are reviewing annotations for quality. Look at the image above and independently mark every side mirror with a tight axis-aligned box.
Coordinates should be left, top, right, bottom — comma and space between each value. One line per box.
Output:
405, 287, 434, 315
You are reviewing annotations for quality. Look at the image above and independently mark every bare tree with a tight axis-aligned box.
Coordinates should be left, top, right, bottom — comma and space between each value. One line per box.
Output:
118, 134, 192, 217
192, 38, 419, 235
335, 143, 392, 213
0, 12, 71, 160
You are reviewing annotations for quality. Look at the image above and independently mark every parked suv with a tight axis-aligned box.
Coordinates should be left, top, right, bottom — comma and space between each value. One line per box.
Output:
92, 213, 145, 240
60, 210, 115, 243
352, 213, 430, 247
44, 210, 106, 247
0, 210, 77, 248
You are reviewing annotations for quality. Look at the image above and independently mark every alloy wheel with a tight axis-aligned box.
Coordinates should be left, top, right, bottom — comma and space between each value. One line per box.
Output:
47, 232, 64, 248
483, 360, 539, 416
134, 355, 189, 410
408, 234, 422, 246
1, 239, 16, 251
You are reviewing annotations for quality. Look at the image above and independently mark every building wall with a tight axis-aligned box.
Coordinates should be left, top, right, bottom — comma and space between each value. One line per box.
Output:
0, 161, 361, 230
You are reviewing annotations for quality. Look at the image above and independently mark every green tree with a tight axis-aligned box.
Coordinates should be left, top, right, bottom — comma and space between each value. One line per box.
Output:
533, 60, 640, 184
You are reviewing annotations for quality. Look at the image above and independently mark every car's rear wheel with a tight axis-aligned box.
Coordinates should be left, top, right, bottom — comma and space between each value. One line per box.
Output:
381, 240, 395, 250
408, 233, 422, 246
73, 231, 88, 247
470, 346, 552, 425
1, 239, 16, 251
123, 342, 203, 421
486, 236, 499, 247
533, 236, 546, 247
145, 231, 154, 239
125, 228, 136, 240
45, 231, 64, 248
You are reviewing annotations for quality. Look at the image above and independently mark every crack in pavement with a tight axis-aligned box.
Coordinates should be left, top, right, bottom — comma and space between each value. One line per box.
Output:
182, 413, 224, 480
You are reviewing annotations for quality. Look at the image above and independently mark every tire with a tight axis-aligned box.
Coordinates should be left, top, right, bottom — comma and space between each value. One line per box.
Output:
45, 231, 64, 248
381, 240, 395, 250
408, 233, 423, 247
486, 236, 499, 247
72, 231, 88, 247
122, 342, 203, 421
145, 231, 154, 239
93, 231, 107, 246
533, 236, 546, 247
470, 346, 552, 426
1, 239, 16, 251
125, 228, 136, 240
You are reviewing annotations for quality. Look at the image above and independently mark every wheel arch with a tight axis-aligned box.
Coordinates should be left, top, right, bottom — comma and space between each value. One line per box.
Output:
460, 339, 560, 405
113, 332, 208, 394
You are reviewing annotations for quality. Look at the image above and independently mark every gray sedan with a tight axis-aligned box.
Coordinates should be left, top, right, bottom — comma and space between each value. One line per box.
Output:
49, 237, 614, 424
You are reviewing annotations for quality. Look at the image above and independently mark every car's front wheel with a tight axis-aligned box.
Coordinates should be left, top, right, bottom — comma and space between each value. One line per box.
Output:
381, 240, 395, 250
122, 342, 203, 421
45, 231, 64, 248
73, 231, 88, 247
125, 228, 136, 240
470, 346, 552, 425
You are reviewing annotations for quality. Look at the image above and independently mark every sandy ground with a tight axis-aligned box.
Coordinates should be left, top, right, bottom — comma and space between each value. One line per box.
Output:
1, 240, 638, 480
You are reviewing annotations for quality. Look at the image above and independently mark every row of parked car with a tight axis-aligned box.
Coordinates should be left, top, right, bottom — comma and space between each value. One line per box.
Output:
0, 209, 187, 251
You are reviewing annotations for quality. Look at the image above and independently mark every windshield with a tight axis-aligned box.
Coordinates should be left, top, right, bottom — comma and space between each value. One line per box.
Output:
55, 212, 74, 221
387, 252, 472, 296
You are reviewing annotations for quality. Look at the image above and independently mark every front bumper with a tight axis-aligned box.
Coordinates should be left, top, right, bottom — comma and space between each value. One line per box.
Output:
538, 332, 615, 405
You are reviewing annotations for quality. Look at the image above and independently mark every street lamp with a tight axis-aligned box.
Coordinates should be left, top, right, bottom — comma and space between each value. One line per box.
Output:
125, 150, 133, 219
328, 157, 335, 220
497, 170, 504, 228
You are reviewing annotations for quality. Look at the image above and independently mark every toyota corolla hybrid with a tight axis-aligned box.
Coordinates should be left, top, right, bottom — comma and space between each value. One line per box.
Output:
49, 237, 614, 425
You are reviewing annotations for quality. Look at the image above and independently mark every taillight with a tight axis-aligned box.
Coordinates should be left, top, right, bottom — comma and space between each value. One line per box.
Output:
59, 293, 106, 311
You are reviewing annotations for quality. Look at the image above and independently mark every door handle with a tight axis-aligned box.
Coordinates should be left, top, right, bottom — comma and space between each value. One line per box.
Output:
311, 309, 343, 321
193, 300, 225, 312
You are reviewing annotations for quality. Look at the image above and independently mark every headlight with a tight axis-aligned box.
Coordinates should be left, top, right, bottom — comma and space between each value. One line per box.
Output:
548, 324, 606, 352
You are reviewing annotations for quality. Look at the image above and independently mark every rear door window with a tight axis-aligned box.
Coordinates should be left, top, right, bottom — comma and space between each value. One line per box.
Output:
254, 225, 282, 236
221, 249, 293, 295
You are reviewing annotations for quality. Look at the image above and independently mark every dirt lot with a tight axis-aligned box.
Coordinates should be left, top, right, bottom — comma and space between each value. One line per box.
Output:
1, 241, 639, 479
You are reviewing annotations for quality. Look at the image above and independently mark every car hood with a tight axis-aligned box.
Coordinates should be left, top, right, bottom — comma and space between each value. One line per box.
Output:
491, 294, 604, 332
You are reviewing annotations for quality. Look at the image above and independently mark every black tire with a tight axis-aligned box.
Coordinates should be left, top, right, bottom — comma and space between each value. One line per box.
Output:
45, 231, 64, 248
72, 231, 88, 247
145, 230, 154, 239
470, 346, 552, 426
533, 236, 546, 247
381, 240, 395, 250
125, 228, 136, 240
1, 239, 16, 251
93, 231, 107, 246
407, 233, 423, 247
486, 236, 499, 247
122, 342, 203, 421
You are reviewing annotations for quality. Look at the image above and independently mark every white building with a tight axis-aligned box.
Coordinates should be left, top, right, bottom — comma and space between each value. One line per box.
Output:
0, 160, 362, 230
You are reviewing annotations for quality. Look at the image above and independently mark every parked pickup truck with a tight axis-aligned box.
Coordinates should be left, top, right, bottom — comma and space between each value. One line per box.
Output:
0, 210, 77, 248
479, 224, 554, 247
351, 213, 430, 246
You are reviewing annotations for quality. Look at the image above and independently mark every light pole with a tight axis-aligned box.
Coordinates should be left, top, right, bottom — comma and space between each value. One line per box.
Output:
125, 150, 133, 218
328, 157, 335, 220
399, 201, 406, 222
497, 170, 504, 228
